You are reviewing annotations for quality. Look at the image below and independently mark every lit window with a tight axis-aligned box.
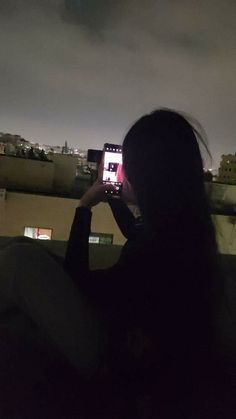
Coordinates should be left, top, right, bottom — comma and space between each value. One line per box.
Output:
89, 233, 113, 245
89, 236, 100, 244
24, 227, 52, 240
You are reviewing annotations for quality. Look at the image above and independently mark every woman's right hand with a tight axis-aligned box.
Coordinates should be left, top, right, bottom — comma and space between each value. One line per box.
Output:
79, 176, 114, 209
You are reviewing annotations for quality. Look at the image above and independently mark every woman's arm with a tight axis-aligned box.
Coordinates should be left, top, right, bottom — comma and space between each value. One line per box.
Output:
64, 180, 126, 306
64, 178, 112, 277
108, 198, 136, 239
64, 206, 92, 281
64, 203, 132, 307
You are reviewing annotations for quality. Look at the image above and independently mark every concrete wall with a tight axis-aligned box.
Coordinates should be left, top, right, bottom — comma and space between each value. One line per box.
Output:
0, 156, 54, 193
0, 191, 126, 245
212, 214, 236, 255
0, 154, 78, 195
206, 182, 236, 207
49, 154, 77, 194
1, 189, 236, 253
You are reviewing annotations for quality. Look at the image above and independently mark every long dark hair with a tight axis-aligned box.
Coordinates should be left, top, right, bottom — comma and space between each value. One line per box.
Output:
121, 108, 222, 413
123, 110, 208, 219
123, 109, 218, 258
122, 108, 221, 346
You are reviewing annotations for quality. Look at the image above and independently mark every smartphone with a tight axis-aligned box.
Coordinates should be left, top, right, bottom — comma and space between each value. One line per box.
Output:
102, 143, 123, 195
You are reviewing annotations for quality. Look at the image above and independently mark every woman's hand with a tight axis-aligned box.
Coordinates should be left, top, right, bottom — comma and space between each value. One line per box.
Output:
79, 180, 114, 209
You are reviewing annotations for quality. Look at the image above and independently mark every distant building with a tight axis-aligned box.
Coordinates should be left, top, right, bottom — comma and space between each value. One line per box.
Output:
0, 132, 31, 157
0, 133, 30, 147
4, 142, 16, 156
0, 143, 5, 155
60, 140, 76, 155
0, 133, 21, 145
217, 154, 236, 184
62, 140, 69, 154
41, 144, 59, 154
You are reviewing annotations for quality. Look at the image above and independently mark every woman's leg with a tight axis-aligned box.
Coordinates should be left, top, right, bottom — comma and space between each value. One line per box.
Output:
0, 236, 64, 266
0, 242, 106, 377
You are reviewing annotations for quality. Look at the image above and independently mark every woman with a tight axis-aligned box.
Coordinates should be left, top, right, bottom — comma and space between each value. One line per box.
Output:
0, 109, 221, 416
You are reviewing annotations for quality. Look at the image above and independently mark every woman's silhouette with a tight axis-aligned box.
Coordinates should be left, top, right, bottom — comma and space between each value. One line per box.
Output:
0, 109, 222, 417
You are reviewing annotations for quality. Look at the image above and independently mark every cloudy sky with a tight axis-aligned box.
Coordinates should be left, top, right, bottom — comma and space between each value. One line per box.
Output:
0, 0, 235, 167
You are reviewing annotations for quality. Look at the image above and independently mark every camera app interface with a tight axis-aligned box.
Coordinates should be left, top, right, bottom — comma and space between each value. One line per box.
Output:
103, 145, 123, 194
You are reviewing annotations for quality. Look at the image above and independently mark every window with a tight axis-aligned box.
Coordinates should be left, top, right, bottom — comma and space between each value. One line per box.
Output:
24, 227, 53, 240
89, 233, 113, 245
89, 236, 100, 244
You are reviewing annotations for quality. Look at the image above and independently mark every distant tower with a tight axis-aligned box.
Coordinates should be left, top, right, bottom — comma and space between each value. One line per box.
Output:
62, 140, 69, 154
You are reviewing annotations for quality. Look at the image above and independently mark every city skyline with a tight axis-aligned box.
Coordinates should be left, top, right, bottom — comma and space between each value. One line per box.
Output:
0, 0, 236, 168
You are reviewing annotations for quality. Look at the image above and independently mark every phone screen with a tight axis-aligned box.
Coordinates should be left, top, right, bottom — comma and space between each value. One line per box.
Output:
102, 144, 123, 195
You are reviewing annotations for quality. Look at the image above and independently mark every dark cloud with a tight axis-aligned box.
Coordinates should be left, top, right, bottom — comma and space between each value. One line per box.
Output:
0, 0, 235, 167
62, 0, 115, 31
0, 0, 61, 17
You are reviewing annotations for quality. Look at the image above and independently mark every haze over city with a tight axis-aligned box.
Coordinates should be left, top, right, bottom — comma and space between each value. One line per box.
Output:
0, 0, 235, 168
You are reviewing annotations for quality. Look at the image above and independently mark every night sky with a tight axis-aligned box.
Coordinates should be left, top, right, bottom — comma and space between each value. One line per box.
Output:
0, 0, 235, 168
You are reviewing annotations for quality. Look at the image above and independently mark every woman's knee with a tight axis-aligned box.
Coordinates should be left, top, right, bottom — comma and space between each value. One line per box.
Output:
0, 243, 39, 307
2, 236, 35, 249
0, 242, 51, 292
2, 241, 44, 263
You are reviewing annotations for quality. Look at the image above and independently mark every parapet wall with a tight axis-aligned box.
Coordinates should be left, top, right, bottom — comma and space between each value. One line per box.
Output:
2, 186, 236, 253
0, 156, 54, 193
0, 191, 126, 245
